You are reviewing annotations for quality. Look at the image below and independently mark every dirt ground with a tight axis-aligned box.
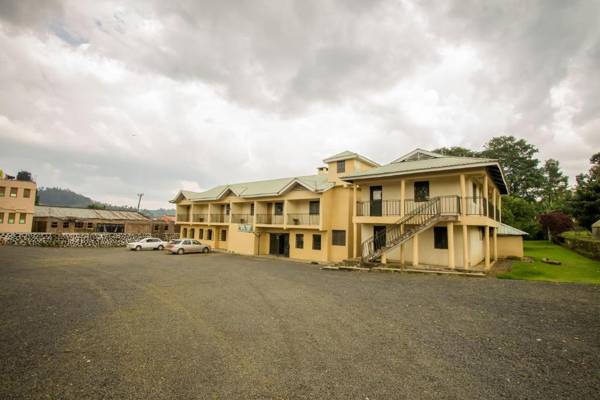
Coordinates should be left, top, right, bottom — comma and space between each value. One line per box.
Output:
1, 246, 599, 399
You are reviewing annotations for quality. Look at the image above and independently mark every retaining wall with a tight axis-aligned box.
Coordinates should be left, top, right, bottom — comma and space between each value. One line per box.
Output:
0, 232, 181, 248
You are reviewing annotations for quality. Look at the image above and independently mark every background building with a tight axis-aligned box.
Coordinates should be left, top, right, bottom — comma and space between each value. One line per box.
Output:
32, 206, 152, 233
0, 170, 37, 233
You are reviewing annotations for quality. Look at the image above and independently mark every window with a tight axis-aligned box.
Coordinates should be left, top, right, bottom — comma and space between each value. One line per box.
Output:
23, 188, 31, 198
434, 227, 448, 249
87, 223, 93, 228
154, 224, 159, 231
199, 229, 204, 239
207, 229, 213, 240
183, 240, 191, 245
332, 230, 346, 246
221, 229, 227, 241
19, 214, 26, 224
414, 181, 429, 202
51, 221, 58, 228
274, 202, 284, 216
0, 186, 4, 197
296, 233, 304, 249
75, 222, 84, 228
0, 212, 4, 223
10, 187, 17, 198
309, 201, 320, 215
164, 225, 168, 231
8, 213, 15, 224
63, 222, 69, 228
312, 234, 322, 250
336, 160, 345, 173
250, 203, 255, 216
192, 240, 201, 245
472, 183, 478, 202
225, 204, 231, 215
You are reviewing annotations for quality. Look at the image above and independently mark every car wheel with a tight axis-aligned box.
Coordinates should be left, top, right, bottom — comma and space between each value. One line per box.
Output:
136, 245, 142, 251
202, 247, 209, 253
177, 248, 184, 255
157, 245, 164, 250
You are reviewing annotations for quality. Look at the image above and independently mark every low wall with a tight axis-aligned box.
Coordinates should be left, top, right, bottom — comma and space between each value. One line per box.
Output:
558, 236, 600, 260
0, 232, 181, 248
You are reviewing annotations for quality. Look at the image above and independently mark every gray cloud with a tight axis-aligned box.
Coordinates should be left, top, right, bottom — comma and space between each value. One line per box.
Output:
0, 0, 598, 207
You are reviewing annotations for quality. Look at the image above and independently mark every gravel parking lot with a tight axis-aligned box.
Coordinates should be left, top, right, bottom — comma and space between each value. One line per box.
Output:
1, 246, 599, 399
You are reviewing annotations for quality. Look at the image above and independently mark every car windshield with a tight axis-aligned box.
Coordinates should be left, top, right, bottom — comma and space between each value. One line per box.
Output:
169, 240, 182, 244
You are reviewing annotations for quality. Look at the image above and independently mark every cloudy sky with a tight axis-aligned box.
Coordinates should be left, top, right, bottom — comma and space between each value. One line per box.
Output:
1, 0, 599, 209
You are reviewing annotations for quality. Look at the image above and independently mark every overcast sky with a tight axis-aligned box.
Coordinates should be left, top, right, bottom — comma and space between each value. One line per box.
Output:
1, 0, 599, 209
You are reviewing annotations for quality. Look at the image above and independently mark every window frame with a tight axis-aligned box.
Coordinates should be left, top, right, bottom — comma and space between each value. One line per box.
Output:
336, 160, 346, 173
434, 226, 448, 249
9, 187, 18, 198
332, 230, 346, 246
274, 202, 284, 216
63, 221, 70, 228
199, 228, 204, 240
8, 213, 15, 224
312, 234, 322, 250
18, 214, 26, 224
0, 186, 5, 197
0, 212, 4, 223
207, 229, 213, 240
23, 188, 31, 198
221, 229, 227, 241
309, 200, 320, 215
51, 221, 58, 228
296, 233, 304, 249
414, 181, 430, 202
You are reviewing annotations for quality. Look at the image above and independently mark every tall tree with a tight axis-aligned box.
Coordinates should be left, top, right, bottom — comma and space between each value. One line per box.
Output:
480, 136, 544, 201
432, 146, 479, 157
568, 152, 600, 229
539, 159, 569, 211
501, 195, 541, 237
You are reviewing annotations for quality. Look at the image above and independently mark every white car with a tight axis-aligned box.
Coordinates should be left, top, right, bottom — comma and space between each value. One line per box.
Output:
165, 239, 211, 255
127, 237, 167, 251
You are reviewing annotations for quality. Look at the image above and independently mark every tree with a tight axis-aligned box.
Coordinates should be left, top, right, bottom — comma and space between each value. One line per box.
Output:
16, 171, 33, 181
501, 195, 541, 238
538, 212, 574, 241
568, 152, 600, 229
480, 136, 545, 201
432, 146, 479, 157
539, 159, 569, 211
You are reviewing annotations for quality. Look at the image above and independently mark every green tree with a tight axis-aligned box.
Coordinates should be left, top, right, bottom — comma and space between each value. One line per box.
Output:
568, 152, 600, 229
501, 195, 541, 238
540, 158, 569, 211
432, 146, 479, 157
480, 136, 544, 201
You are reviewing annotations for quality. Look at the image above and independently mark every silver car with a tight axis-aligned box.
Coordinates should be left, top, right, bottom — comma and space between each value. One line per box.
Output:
166, 239, 211, 255
127, 237, 167, 251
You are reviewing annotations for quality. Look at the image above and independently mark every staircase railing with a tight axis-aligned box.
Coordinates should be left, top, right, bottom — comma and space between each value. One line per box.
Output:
361, 197, 443, 262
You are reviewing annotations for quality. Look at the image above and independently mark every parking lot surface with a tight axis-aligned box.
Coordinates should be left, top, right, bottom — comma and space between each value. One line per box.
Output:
1, 246, 599, 399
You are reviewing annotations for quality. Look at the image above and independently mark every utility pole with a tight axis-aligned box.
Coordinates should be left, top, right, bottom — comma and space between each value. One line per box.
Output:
136, 193, 144, 212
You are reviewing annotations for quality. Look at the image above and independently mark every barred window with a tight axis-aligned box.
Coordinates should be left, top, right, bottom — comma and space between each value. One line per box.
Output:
312, 234, 321, 250
296, 234, 304, 249
332, 230, 346, 246
337, 160, 345, 173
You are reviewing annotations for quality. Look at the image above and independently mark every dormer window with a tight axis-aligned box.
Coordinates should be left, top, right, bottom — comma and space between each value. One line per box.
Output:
336, 160, 346, 173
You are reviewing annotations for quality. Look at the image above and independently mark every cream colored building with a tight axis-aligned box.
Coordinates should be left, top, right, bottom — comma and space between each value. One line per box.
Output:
172, 149, 516, 269
0, 175, 36, 233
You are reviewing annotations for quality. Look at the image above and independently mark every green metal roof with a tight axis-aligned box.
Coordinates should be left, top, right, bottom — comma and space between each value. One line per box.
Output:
497, 223, 528, 236
171, 174, 334, 203
35, 206, 149, 221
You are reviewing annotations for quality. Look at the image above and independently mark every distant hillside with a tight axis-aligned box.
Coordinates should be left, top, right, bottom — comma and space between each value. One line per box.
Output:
36, 187, 174, 217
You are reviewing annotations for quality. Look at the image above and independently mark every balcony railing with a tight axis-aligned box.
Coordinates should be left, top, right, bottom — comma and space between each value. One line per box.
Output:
256, 214, 284, 225
192, 213, 208, 222
287, 213, 319, 226
356, 196, 499, 220
210, 214, 228, 223
231, 213, 252, 224
177, 214, 190, 222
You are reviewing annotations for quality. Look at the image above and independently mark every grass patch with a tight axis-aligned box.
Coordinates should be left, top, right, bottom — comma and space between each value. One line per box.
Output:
560, 230, 598, 241
497, 240, 600, 284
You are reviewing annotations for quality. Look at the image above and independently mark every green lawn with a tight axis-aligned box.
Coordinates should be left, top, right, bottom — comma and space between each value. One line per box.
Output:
498, 240, 600, 284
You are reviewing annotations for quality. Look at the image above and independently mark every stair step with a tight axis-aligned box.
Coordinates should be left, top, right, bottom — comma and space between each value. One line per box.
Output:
372, 267, 486, 277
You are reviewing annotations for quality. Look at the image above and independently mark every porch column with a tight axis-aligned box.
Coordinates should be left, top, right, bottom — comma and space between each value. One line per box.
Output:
462, 224, 469, 269
460, 174, 466, 216
283, 200, 288, 229
492, 188, 497, 221
353, 185, 359, 258
381, 252, 387, 264
483, 175, 489, 218
493, 226, 498, 262
207, 203, 213, 224
400, 179, 406, 217
485, 225, 490, 269
447, 222, 455, 269
228, 202, 232, 224
498, 194, 502, 223
412, 233, 419, 267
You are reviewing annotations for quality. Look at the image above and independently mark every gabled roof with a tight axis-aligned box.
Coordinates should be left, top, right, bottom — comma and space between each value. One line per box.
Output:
323, 150, 380, 167
391, 149, 445, 163
170, 174, 335, 203
497, 223, 528, 236
592, 219, 600, 228
34, 206, 149, 221
341, 150, 509, 194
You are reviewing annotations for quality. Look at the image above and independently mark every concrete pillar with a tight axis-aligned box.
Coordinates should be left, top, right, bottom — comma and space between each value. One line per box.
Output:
381, 252, 387, 264
400, 179, 406, 217
483, 175, 489, 218
485, 225, 490, 269
283, 199, 288, 229
207, 203, 213, 224
493, 226, 498, 262
448, 222, 455, 269
462, 224, 469, 269
412, 233, 419, 267
460, 174, 467, 216
492, 188, 497, 221
353, 185, 358, 258
498, 194, 502, 223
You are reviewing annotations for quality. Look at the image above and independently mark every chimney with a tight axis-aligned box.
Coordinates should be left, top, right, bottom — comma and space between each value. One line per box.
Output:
317, 166, 328, 176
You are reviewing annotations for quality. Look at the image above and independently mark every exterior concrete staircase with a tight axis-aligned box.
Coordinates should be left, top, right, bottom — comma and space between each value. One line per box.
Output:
361, 197, 454, 263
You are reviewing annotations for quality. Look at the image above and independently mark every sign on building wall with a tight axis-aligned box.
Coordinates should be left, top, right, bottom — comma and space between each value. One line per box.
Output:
238, 224, 253, 233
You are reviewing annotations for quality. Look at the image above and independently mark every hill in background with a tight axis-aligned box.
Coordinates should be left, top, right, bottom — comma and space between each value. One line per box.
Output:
37, 187, 175, 217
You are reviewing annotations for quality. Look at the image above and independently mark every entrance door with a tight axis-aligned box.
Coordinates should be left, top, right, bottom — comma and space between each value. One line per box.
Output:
269, 233, 290, 257
370, 186, 383, 216
373, 225, 386, 251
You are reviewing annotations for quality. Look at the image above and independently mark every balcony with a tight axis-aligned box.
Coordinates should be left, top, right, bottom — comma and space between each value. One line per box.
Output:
256, 214, 284, 225
231, 213, 252, 224
176, 213, 190, 223
210, 214, 228, 223
287, 213, 319, 226
192, 213, 208, 223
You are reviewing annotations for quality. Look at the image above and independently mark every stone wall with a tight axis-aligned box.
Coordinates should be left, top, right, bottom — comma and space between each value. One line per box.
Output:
0, 232, 181, 248
559, 236, 600, 261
